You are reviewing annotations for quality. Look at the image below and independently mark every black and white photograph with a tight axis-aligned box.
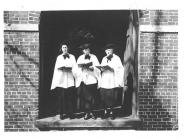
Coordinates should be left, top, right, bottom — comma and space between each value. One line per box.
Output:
1, 0, 184, 136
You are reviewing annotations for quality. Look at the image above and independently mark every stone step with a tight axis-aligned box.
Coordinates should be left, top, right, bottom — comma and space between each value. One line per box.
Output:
35, 115, 142, 131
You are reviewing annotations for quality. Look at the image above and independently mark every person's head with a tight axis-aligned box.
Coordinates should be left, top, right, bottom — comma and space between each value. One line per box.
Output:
105, 48, 113, 56
79, 43, 91, 55
59, 42, 70, 54
83, 48, 90, 55
104, 43, 115, 56
61, 44, 68, 54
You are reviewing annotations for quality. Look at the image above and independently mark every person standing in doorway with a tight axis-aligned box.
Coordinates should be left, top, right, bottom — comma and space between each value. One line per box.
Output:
50, 41, 77, 120
99, 43, 124, 120
75, 43, 100, 120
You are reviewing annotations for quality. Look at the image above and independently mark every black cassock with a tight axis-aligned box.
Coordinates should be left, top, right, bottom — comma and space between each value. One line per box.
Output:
76, 54, 101, 113
77, 82, 99, 112
55, 87, 76, 115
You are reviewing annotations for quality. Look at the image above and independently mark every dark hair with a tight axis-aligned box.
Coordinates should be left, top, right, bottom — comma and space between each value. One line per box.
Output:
104, 43, 116, 50
79, 43, 92, 50
59, 41, 70, 53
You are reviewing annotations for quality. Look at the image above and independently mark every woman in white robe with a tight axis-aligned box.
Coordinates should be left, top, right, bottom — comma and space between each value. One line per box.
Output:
51, 42, 77, 120
99, 43, 124, 119
75, 43, 101, 120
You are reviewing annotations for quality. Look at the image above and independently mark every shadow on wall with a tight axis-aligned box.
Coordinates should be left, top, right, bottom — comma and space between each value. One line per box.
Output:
123, 73, 134, 116
139, 10, 178, 130
4, 37, 39, 130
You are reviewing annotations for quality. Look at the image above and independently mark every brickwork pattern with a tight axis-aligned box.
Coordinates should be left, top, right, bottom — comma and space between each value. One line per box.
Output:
138, 32, 178, 130
4, 32, 39, 131
4, 11, 40, 24
139, 10, 178, 25
3, 10, 178, 131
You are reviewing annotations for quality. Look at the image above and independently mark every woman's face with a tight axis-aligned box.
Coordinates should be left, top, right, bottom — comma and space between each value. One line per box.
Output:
105, 49, 113, 56
83, 48, 90, 55
61, 44, 68, 54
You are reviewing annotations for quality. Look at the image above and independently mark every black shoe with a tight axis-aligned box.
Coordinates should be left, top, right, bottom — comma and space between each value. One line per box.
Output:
69, 114, 75, 119
84, 113, 91, 120
90, 113, 97, 120
101, 109, 108, 119
60, 114, 64, 120
109, 111, 115, 120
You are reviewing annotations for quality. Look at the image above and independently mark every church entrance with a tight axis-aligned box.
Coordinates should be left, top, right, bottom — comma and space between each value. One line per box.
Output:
39, 10, 139, 120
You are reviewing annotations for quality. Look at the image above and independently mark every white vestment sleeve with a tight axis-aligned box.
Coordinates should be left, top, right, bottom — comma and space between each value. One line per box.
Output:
73, 56, 83, 87
100, 57, 106, 66
98, 57, 105, 88
71, 55, 77, 73
92, 55, 100, 66
113, 56, 124, 87
91, 55, 101, 88
100, 55, 124, 88
50, 56, 64, 90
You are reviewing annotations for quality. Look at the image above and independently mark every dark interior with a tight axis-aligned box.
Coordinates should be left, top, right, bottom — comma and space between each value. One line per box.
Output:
39, 10, 130, 118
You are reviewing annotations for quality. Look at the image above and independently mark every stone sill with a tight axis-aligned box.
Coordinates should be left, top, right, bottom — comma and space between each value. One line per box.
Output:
4, 23, 38, 32
35, 115, 142, 131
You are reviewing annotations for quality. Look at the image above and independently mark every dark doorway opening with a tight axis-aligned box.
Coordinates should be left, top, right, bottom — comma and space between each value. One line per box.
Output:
39, 10, 130, 119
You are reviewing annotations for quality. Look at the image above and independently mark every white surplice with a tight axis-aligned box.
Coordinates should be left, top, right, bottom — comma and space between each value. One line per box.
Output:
50, 53, 77, 90
100, 54, 124, 89
75, 54, 101, 87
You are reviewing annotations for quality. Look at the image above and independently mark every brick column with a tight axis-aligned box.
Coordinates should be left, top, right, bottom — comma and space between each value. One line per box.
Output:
138, 10, 178, 130
4, 11, 40, 131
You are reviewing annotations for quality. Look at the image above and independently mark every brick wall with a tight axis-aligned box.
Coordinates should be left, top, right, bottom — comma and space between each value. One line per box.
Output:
4, 11, 40, 24
4, 10, 178, 131
138, 10, 178, 130
139, 10, 178, 25
4, 11, 40, 131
